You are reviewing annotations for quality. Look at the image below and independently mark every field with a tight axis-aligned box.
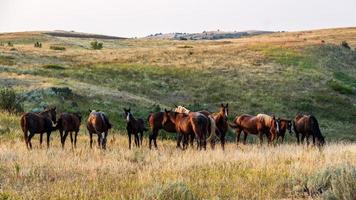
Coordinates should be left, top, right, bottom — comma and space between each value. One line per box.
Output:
0, 28, 356, 199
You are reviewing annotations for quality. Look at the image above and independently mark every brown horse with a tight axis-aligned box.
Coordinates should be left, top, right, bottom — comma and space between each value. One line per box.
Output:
230, 114, 280, 145
174, 105, 221, 149
147, 111, 176, 149
163, 109, 209, 150
20, 107, 57, 149
124, 108, 147, 149
86, 110, 112, 149
57, 112, 81, 148
276, 119, 292, 143
293, 114, 325, 146
211, 103, 229, 150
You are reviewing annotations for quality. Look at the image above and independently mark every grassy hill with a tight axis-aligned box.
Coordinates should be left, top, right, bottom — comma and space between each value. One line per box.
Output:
0, 28, 356, 199
0, 28, 355, 140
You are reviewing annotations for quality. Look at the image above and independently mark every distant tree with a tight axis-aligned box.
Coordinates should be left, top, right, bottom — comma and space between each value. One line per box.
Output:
0, 87, 23, 113
34, 41, 42, 48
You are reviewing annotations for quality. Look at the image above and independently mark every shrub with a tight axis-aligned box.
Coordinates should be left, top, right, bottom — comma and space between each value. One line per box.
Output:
42, 64, 65, 70
90, 41, 103, 50
0, 87, 23, 113
341, 41, 351, 49
152, 182, 196, 200
328, 79, 353, 94
305, 164, 356, 200
7, 42, 13, 47
34, 41, 42, 48
49, 46, 66, 51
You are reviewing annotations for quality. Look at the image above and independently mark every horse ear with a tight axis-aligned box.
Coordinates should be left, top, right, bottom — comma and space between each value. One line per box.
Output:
53, 107, 56, 111
164, 108, 168, 113
173, 104, 178, 108
88, 109, 92, 113
128, 107, 131, 112
221, 103, 224, 107
225, 103, 228, 107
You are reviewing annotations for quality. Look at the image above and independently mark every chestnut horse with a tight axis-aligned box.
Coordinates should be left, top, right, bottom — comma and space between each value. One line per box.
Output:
20, 107, 57, 149
57, 112, 81, 148
163, 109, 209, 150
124, 108, 147, 149
147, 111, 176, 149
293, 114, 325, 146
211, 103, 229, 150
174, 105, 219, 149
86, 110, 112, 149
276, 119, 292, 143
230, 114, 280, 145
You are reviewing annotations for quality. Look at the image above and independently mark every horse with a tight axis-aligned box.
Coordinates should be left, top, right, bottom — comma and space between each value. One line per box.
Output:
276, 118, 292, 143
211, 103, 229, 150
147, 111, 177, 149
174, 105, 221, 149
123, 108, 147, 149
56, 112, 81, 148
163, 109, 209, 150
229, 114, 280, 145
293, 114, 325, 146
20, 107, 57, 149
86, 110, 112, 149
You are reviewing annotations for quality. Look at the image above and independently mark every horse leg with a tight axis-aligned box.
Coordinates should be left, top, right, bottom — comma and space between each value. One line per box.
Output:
89, 132, 93, 148
243, 131, 248, 145
134, 133, 139, 147
220, 132, 225, 150
39, 133, 43, 148
46, 132, 51, 148
236, 129, 241, 146
301, 134, 306, 145
258, 131, 263, 146
97, 134, 102, 149
23, 129, 29, 149
140, 131, 144, 147
296, 132, 300, 145
74, 131, 78, 148
190, 133, 195, 148
102, 131, 108, 150
62, 131, 69, 149
69, 132, 74, 149
312, 134, 316, 146
306, 135, 310, 146
28, 131, 35, 149
128, 132, 132, 149
176, 134, 183, 149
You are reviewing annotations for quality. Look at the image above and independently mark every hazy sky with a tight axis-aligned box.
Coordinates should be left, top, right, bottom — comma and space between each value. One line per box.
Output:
0, 0, 355, 37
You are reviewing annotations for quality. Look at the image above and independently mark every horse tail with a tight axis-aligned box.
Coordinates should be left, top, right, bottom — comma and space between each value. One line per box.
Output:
20, 115, 29, 144
206, 116, 217, 142
309, 115, 324, 142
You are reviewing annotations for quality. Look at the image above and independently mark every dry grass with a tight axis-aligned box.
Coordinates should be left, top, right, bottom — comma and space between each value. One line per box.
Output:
0, 134, 355, 199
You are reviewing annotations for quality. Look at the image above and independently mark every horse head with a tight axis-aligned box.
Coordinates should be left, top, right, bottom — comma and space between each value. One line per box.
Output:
163, 109, 175, 125
220, 103, 229, 120
123, 108, 131, 122
272, 115, 281, 135
43, 106, 57, 124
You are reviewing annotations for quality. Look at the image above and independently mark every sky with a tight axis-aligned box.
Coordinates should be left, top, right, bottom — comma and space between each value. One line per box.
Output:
0, 0, 355, 37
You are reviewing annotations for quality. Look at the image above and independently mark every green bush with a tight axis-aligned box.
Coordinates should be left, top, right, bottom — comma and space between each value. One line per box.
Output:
305, 164, 356, 200
328, 79, 353, 94
0, 87, 23, 113
153, 182, 196, 200
49, 45, 66, 51
90, 41, 103, 50
34, 41, 42, 48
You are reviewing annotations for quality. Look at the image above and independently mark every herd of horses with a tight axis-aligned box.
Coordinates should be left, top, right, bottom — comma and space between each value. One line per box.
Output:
19, 104, 325, 150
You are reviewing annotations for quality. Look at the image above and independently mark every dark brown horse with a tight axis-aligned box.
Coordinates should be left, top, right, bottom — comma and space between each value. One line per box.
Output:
276, 118, 292, 143
57, 112, 81, 148
86, 110, 112, 149
147, 111, 176, 149
124, 108, 147, 149
163, 109, 209, 150
20, 107, 57, 149
230, 114, 280, 145
293, 114, 325, 146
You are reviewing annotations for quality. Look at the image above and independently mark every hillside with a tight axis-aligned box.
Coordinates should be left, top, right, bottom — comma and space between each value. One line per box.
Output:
145, 30, 274, 40
0, 27, 355, 140
0, 27, 356, 199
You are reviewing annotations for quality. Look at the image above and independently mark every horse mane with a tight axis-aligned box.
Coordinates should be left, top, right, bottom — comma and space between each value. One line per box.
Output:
175, 106, 190, 114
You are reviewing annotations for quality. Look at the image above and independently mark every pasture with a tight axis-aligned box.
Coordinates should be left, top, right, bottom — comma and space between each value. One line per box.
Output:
0, 27, 356, 199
